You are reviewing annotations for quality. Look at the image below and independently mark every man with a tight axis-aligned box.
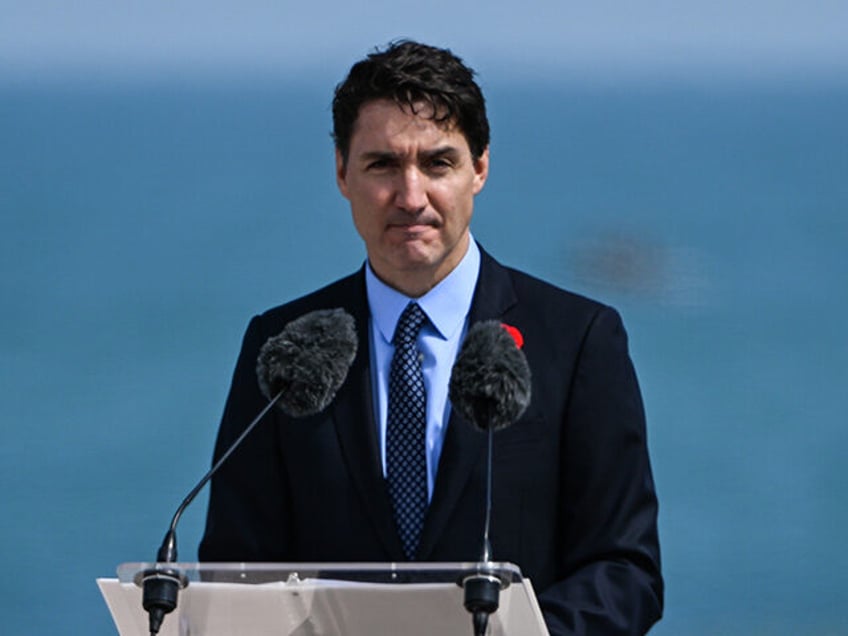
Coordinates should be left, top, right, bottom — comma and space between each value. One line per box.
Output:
200, 41, 663, 635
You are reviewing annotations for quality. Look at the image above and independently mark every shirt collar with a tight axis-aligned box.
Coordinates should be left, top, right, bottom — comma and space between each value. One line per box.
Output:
366, 238, 481, 344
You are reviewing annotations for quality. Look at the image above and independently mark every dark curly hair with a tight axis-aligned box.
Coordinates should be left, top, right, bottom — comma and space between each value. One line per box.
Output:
332, 40, 490, 165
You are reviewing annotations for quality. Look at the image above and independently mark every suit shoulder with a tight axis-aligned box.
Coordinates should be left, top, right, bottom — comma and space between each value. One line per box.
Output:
253, 270, 365, 334
503, 263, 614, 319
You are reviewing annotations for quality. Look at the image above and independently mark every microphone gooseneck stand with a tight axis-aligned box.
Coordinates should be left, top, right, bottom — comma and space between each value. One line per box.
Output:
449, 321, 531, 636
141, 391, 283, 636
461, 426, 509, 636
139, 307, 359, 635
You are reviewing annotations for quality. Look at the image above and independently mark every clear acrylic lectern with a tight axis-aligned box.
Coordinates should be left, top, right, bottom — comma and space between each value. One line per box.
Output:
98, 561, 549, 635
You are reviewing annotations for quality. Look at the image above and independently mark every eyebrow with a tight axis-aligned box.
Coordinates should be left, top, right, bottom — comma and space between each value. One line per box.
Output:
421, 146, 462, 161
357, 145, 462, 163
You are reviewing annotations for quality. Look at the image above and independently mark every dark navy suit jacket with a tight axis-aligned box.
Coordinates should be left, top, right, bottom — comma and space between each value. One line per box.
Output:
200, 247, 663, 635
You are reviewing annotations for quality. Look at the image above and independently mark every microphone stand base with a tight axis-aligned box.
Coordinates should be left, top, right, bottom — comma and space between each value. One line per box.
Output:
140, 567, 188, 635
461, 570, 508, 636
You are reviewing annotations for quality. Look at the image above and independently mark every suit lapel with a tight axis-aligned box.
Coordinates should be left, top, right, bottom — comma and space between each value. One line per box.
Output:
328, 271, 407, 560
417, 248, 518, 560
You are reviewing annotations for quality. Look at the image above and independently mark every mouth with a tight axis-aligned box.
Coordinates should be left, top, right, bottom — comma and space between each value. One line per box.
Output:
391, 223, 433, 232
387, 219, 439, 237
388, 226, 437, 244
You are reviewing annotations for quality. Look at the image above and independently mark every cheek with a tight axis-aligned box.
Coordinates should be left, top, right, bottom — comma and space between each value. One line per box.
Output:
350, 202, 385, 242
434, 176, 474, 206
437, 188, 473, 223
351, 181, 393, 208
350, 205, 373, 232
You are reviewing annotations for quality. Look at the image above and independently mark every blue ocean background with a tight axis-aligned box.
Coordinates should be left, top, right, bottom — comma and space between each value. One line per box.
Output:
1, 74, 846, 634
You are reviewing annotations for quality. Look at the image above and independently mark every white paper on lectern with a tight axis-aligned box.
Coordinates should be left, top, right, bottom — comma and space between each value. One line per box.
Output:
97, 576, 549, 636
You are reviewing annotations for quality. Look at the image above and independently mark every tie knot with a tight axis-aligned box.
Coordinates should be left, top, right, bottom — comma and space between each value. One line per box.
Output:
393, 302, 427, 346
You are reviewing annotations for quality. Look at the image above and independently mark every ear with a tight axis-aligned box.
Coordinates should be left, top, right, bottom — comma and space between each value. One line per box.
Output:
335, 148, 350, 199
472, 146, 490, 195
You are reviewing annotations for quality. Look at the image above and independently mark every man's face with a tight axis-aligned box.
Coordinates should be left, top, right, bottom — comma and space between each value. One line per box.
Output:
336, 99, 489, 297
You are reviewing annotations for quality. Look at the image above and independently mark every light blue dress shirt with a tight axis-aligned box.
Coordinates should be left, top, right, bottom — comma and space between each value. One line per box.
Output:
365, 239, 481, 500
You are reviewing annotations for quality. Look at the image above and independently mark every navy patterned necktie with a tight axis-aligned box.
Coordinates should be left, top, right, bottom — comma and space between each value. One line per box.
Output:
386, 301, 429, 560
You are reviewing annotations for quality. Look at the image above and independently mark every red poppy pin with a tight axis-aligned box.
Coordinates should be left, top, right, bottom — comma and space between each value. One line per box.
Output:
500, 323, 524, 349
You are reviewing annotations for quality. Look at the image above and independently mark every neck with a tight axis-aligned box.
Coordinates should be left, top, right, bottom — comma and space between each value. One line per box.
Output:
375, 271, 440, 299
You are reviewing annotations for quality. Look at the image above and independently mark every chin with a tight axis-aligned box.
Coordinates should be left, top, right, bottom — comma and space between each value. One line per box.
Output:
387, 237, 440, 262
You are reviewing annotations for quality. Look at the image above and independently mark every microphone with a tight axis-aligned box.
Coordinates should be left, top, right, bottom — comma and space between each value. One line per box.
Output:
142, 308, 358, 636
449, 320, 531, 434
256, 307, 359, 416
448, 320, 531, 636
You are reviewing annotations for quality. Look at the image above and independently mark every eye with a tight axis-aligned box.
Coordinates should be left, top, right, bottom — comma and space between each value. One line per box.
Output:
426, 157, 454, 173
366, 158, 391, 170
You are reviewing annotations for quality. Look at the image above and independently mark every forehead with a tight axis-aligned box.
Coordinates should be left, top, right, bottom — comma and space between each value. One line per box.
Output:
349, 99, 470, 154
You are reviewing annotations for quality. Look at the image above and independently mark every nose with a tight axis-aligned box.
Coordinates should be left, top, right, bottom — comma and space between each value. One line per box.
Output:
394, 168, 428, 213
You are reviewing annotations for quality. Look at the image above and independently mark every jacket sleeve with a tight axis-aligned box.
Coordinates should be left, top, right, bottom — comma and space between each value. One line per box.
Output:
198, 315, 293, 562
539, 306, 663, 635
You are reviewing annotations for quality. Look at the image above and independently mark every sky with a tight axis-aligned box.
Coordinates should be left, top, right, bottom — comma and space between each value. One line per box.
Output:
2, 0, 847, 80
